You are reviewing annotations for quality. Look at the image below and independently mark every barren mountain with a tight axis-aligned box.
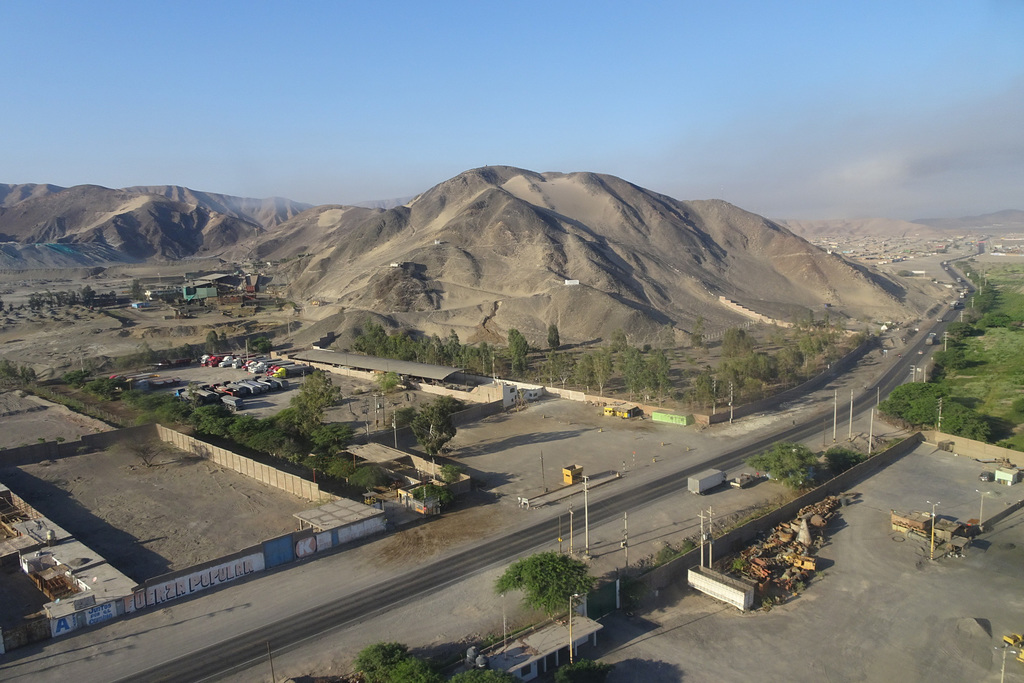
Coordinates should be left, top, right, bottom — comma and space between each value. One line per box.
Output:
782, 217, 944, 239
914, 209, 1024, 233
266, 166, 913, 345
0, 183, 308, 267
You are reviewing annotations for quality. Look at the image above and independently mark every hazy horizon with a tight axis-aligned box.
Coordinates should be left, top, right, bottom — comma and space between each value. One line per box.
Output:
2, 2, 1021, 221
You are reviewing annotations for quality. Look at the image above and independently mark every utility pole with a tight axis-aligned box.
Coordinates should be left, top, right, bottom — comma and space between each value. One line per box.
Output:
699, 508, 706, 568
618, 509, 626, 569
943, 332, 948, 351
848, 389, 854, 441
707, 506, 714, 568
712, 378, 717, 415
729, 382, 734, 424
937, 397, 943, 432
868, 409, 875, 455
832, 390, 838, 442
392, 411, 397, 448
568, 502, 574, 555
540, 450, 546, 492
583, 475, 590, 556
928, 500, 940, 560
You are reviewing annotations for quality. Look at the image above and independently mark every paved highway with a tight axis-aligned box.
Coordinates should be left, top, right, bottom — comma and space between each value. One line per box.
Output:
119, 323, 944, 682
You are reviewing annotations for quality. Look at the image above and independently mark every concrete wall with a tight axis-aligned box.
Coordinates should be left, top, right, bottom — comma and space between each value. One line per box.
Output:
641, 433, 924, 593
718, 296, 794, 328
154, 425, 333, 502
921, 430, 1023, 468
0, 424, 157, 467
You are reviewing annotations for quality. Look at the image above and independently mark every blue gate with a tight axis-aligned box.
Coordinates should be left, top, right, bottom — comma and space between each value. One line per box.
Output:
263, 535, 294, 568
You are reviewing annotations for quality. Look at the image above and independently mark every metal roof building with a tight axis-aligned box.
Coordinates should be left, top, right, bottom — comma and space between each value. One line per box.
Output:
292, 349, 462, 382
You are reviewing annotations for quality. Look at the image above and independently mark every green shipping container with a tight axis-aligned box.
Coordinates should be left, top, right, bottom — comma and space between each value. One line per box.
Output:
652, 412, 694, 426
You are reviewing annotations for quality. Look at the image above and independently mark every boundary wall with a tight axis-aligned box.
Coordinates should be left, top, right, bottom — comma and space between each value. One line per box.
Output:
718, 296, 794, 328
154, 425, 332, 502
920, 429, 1023, 468
0, 424, 156, 467
640, 433, 924, 594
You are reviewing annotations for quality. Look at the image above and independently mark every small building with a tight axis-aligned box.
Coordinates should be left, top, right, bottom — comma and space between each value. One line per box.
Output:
182, 281, 218, 302
562, 465, 583, 486
603, 403, 642, 419
995, 468, 1020, 486
487, 614, 603, 681
891, 509, 933, 534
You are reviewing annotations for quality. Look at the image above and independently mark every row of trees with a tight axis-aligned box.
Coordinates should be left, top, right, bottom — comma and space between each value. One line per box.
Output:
746, 442, 866, 490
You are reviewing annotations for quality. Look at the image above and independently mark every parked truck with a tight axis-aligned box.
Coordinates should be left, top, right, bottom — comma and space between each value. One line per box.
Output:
688, 469, 726, 494
925, 332, 938, 345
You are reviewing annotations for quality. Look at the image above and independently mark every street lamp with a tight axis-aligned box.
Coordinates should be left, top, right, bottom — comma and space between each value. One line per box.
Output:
976, 489, 991, 526
910, 365, 917, 382
927, 500, 940, 560
568, 593, 582, 664
997, 646, 1018, 683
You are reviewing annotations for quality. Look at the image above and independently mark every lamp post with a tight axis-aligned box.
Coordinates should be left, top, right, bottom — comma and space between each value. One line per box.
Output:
927, 500, 940, 560
568, 593, 582, 664
582, 475, 590, 556
976, 489, 991, 526
998, 646, 1017, 683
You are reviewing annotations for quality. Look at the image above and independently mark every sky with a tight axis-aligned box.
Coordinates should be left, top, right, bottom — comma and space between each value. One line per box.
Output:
1, 1, 1022, 220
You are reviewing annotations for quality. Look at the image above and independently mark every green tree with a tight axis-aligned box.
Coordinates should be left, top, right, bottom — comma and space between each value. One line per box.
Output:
130, 279, 144, 300
354, 642, 410, 683
79, 285, 95, 306
386, 657, 443, 683
721, 328, 754, 358
309, 422, 354, 456
609, 328, 628, 353
393, 406, 417, 428
205, 330, 221, 354
450, 670, 517, 682
573, 353, 595, 391
555, 659, 614, 683
190, 405, 236, 438
376, 371, 400, 393
592, 348, 613, 396
507, 328, 529, 376
646, 348, 672, 403
824, 447, 865, 475
620, 347, 648, 400
689, 315, 705, 350
548, 323, 561, 350
250, 336, 272, 354
747, 442, 818, 489
350, 465, 390, 490
413, 483, 454, 508
440, 463, 464, 484
288, 370, 341, 437
62, 369, 91, 388
411, 396, 460, 456
495, 551, 595, 616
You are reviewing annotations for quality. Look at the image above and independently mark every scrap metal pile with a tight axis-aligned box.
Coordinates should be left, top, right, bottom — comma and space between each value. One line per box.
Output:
736, 495, 844, 593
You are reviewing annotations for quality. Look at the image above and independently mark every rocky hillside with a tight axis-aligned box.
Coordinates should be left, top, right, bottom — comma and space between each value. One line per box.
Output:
265, 166, 912, 345
0, 183, 309, 267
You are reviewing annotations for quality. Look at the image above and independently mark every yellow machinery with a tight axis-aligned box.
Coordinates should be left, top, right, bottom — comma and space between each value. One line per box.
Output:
1003, 633, 1023, 647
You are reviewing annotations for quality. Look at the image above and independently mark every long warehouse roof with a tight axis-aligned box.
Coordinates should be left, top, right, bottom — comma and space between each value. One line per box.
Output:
292, 349, 462, 382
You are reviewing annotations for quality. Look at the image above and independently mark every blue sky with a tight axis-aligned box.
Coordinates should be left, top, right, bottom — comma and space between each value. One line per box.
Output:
2, 1, 1021, 219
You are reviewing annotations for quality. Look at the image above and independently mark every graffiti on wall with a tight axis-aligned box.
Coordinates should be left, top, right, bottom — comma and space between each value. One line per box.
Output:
124, 553, 265, 613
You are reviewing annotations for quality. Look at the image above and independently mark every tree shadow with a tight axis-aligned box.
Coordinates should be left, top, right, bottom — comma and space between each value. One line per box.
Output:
607, 658, 684, 682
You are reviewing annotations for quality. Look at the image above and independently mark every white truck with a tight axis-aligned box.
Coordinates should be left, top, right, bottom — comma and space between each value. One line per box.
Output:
688, 469, 726, 494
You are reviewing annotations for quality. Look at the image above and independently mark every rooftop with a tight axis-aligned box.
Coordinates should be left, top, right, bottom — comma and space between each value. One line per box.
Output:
292, 349, 462, 382
294, 497, 385, 533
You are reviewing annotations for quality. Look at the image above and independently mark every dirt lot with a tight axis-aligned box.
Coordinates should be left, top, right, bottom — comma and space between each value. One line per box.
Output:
594, 443, 1024, 683
0, 391, 111, 448
0, 440, 311, 584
